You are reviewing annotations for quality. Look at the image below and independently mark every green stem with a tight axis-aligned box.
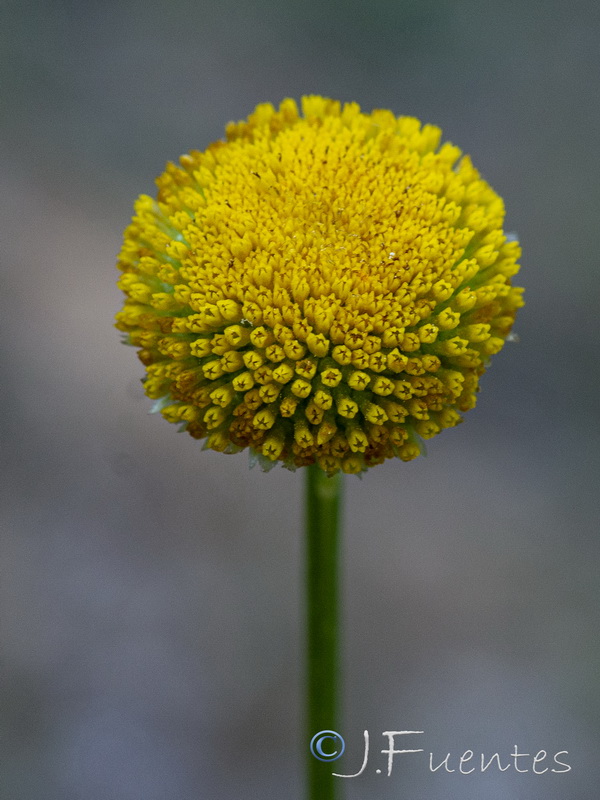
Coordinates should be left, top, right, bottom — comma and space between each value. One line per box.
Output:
305, 464, 343, 800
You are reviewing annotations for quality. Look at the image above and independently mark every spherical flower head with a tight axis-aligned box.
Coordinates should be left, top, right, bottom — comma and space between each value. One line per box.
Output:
116, 96, 524, 475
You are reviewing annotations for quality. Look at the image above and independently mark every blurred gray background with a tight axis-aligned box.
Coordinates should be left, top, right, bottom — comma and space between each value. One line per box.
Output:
2, 1, 599, 798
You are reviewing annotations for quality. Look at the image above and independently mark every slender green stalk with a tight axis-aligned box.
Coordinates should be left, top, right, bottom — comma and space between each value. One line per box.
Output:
305, 464, 343, 800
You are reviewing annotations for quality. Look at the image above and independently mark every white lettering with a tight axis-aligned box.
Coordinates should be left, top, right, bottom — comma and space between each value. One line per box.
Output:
332, 730, 369, 778
459, 749, 475, 774
429, 753, 455, 773
512, 745, 530, 773
481, 752, 511, 772
381, 731, 424, 776
552, 751, 571, 773
532, 750, 548, 774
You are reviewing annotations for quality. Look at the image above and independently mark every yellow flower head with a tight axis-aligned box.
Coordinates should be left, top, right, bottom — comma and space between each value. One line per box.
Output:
116, 96, 524, 475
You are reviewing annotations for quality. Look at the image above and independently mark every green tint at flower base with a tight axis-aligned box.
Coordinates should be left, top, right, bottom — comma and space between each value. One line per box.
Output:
115, 95, 524, 475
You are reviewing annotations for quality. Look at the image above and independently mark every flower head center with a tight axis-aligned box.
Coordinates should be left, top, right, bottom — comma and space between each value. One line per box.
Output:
116, 96, 524, 474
